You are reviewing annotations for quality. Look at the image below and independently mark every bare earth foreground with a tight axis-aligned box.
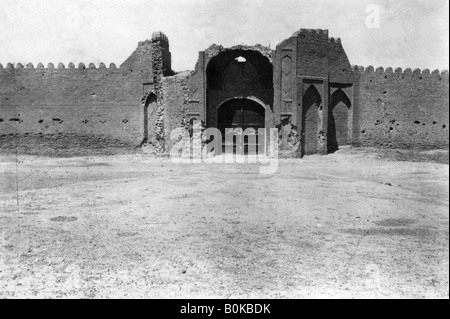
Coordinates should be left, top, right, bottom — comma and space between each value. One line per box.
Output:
0, 148, 448, 298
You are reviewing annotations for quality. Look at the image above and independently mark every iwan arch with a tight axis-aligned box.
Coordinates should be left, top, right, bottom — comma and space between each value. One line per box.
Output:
0, 29, 448, 156
177, 34, 358, 157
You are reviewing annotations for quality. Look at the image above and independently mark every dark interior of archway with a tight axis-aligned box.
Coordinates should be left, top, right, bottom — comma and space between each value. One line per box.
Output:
327, 89, 351, 153
302, 85, 322, 155
218, 99, 265, 154
207, 50, 273, 91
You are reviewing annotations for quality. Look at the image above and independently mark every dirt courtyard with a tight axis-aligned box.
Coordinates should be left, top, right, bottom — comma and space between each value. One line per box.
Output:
0, 148, 448, 298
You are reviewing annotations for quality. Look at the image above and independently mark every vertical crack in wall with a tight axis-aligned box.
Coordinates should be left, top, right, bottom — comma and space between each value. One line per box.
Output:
152, 40, 165, 153
181, 79, 190, 130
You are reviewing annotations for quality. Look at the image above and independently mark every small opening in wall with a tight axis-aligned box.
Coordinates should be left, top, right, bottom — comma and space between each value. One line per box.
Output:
433, 121, 438, 125
38, 120, 43, 124
390, 127, 394, 131
414, 120, 421, 124
443, 125, 447, 129
422, 123, 426, 126
361, 130, 366, 134
0, 119, 3, 123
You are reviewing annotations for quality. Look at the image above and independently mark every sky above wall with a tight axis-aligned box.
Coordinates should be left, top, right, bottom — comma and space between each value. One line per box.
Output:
0, 0, 448, 71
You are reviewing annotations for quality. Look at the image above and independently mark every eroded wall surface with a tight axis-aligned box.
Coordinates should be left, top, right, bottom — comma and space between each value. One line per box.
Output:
0, 64, 145, 152
355, 67, 449, 149
0, 36, 173, 153
162, 74, 190, 151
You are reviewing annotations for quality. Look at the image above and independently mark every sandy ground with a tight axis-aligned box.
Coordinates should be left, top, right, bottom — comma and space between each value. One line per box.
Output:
0, 147, 448, 299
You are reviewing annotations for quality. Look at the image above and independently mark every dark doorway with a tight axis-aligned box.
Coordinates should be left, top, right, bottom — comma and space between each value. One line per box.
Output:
302, 85, 322, 155
217, 98, 265, 154
143, 93, 157, 144
328, 89, 351, 153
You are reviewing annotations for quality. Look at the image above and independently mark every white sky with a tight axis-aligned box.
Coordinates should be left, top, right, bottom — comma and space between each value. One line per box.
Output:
0, 0, 449, 71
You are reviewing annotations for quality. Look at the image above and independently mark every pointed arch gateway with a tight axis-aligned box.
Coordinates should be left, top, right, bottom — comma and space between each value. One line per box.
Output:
205, 47, 274, 154
217, 97, 266, 154
328, 89, 351, 153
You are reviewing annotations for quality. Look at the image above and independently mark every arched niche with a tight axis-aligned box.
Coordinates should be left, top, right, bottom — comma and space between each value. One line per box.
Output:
328, 89, 351, 153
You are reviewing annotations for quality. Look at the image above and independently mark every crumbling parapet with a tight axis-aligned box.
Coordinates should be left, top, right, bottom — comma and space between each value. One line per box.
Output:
151, 31, 174, 76
204, 43, 273, 62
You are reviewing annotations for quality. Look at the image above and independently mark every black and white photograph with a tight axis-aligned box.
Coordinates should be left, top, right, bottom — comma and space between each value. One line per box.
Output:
0, 0, 448, 302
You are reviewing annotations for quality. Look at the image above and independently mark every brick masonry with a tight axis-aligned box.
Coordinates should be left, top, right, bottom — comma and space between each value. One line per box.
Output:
0, 29, 448, 156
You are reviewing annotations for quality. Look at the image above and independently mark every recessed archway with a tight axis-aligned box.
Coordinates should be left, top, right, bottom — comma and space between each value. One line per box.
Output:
142, 92, 157, 145
217, 98, 265, 154
206, 48, 273, 130
328, 89, 351, 153
302, 85, 322, 155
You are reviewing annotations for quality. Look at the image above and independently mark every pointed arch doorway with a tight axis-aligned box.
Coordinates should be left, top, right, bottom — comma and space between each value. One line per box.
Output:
217, 98, 266, 154
328, 89, 352, 153
302, 85, 322, 155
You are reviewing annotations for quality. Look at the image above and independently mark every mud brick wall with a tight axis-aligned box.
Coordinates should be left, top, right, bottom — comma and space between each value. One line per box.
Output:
0, 63, 146, 151
355, 67, 449, 149
1, 29, 448, 155
161, 74, 190, 151
0, 37, 171, 153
